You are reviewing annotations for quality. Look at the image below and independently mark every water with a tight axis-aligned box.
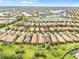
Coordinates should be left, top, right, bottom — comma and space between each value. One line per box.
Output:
21, 12, 32, 16
32, 17, 65, 21
0, 12, 8, 16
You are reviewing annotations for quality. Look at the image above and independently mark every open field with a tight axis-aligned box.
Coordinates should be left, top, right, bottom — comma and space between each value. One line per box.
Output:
0, 42, 78, 59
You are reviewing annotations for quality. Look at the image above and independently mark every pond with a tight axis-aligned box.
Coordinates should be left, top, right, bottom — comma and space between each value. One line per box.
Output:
0, 12, 9, 16
32, 17, 65, 21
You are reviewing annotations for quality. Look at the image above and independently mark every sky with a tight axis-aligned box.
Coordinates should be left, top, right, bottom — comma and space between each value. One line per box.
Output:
0, 0, 79, 6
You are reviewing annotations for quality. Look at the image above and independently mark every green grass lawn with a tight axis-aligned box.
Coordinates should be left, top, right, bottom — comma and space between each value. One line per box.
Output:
0, 42, 78, 59
64, 54, 75, 59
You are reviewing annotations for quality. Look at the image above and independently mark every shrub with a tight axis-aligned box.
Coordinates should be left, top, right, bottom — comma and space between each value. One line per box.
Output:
15, 50, 25, 54
31, 52, 47, 59
0, 54, 23, 59
51, 51, 61, 57
0, 48, 3, 52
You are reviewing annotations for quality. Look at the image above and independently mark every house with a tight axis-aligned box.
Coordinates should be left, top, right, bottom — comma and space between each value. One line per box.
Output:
44, 33, 51, 44
16, 34, 25, 43
38, 33, 44, 44
54, 32, 65, 43
50, 33, 58, 43
31, 34, 38, 44
23, 35, 31, 43
61, 33, 73, 42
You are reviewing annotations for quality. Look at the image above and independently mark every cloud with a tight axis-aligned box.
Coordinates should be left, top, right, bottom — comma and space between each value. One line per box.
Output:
0, 0, 12, 3
17, 0, 38, 3
0, 0, 38, 3
0, 0, 79, 6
